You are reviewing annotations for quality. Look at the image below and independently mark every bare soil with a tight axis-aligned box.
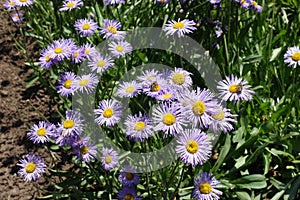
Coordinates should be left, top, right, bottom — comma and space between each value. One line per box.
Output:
0, 5, 58, 200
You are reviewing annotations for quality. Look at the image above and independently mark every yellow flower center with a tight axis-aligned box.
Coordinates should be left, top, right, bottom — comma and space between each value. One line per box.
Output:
82, 23, 90, 30
105, 155, 112, 164
199, 183, 212, 194
251, 1, 258, 6
9, 1, 15, 6
186, 140, 199, 154
292, 52, 300, 61
63, 119, 75, 129
45, 56, 51, 62
116, 45, 124, 53
97, 60, 106, 67
37, 128, 47, 136
146, 75, 155, 81
212, 110, 225, 121
192, 100, 206, 115
64, 80, 72, 89
173, 21, 185, 29
66, 2, 75, 8
107, 26, 117, 34
162, 93, 172, 99
163, 113, 176, 125
124, 194, 134, 200
80, 146, 89, 155
20, 0, 27, 2
73, 52, 79, 58
125, 86, 135, 93
125, 172, 134, 180
25, 162, 36, 173
79, 79, 89, 86
172, 73, 185, 85
229, 83, 243, 93
103, 108, 114, 118
14, 15, 19, 19
134, 121, 146, 131
85, 49, 90, 54
54, 47, 63, 54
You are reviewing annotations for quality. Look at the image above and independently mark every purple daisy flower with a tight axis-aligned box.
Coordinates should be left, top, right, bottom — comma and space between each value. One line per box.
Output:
39, 46, 57, 69
217, 74, 255, 102
168, 68, 193, 91
155, 87, 177, 102
124, 112, 154, 142
74, 18, 99, 37
192, 172, 223, 200
94, 99, 123, 126
180, 88, 219, 129
108, 40, 132, 59
163, 18, 197, 37
152, 102, 186, 136
117, 187, 140, 200
59, 0, 83, 12
250, 0, 262, 13
82, 43, 98, 59
100, 19, 126, 40
73, 136, 97, 162
176, 129, 211, 166
15, 0, 33, 7
11, 13, 23, 23
17, 154, 46, 182
104, 0, 125, 6
57, 110, 84, 137
119, 166, 140, 187
116, 81, 141, 98
71, 46, 86, 63
3, 0, 17, 10
142, 77, 168, 98
27, 121, 56, 144
209, 106, 238, 134
72, 73, 99, 94
137, 69, 160, 83
101, 147, 119, 171
284, 46, 300, 68
48, 38, 75, 61
88, 52, 114, 75
56, 72, 76, 97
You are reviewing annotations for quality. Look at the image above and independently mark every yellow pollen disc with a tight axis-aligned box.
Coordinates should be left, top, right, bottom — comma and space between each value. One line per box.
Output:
37, 128, 47, 136
124, 194, 134, 200
116, 45, 124, 52
20, 0, 27, 2
163, 113, 176, 125
252, 1, 258, 6
229, 83, 242, 93
173, 21, 185, 29
85, 49, 90, 54
134, 121, 146, 131
212, 110, 225, 121
45, 56, 51, 62
66, 2, 75, 8
82, 23, 90, 30
162, 93, 172, 99
54, 47, 63, 54
25, 162, 36, 173
73, 52, 79, 58
172, 73, 185, 85
146, 75, 155, 81
151, 83, 161, 92
14, 16, 19, 19
64, 80, 72, 89
63, 119, 75, 129
103, 108, 114, 118
80, 146, 89, 155
125, 172, 134, 180
199, 183, 212, 194
97, 60, 106, 67
241, 0, 245, 4
192, 100, 206, 115
107, 26, 117, 34
186, 140, 199, 154
79, 79, 89, 86
292, 52, 300, 61
9, 1, 15, 6
125, 86, 135, 93
105, 155, 112, 164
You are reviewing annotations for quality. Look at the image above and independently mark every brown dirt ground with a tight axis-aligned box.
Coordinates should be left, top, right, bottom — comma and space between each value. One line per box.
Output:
0, 4, 59, 200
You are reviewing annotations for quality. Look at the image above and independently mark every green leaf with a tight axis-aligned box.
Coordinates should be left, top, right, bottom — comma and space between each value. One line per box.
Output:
235, 191, 251, 200
231, 174, 267, 189
270, 47, 282, 62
